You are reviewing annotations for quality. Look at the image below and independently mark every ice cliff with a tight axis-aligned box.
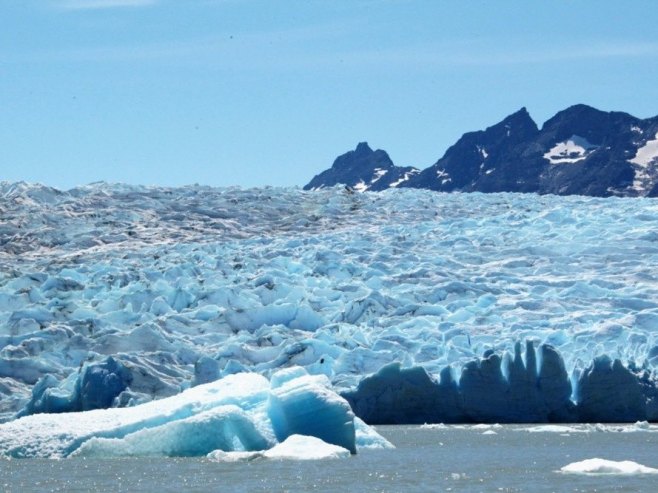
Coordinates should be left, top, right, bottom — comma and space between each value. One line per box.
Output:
343, 342, 658, 424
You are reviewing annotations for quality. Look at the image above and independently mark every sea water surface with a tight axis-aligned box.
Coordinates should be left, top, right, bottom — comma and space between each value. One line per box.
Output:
2, 424, 657, 492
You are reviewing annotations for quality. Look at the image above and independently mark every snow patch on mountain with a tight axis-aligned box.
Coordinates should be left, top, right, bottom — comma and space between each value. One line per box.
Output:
390, 169, 419, 188
630, 132, 658, 167
543, 136, 598, 164
629, 132, 658, 192
370, 168, 388, 184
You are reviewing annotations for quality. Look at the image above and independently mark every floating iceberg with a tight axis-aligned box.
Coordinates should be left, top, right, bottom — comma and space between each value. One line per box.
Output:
206, 435, 352, 462
0, 367, 389, 459
560, 458, 658, 475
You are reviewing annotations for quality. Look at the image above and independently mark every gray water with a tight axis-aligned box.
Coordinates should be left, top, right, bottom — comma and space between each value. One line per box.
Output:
1, 425, 657, 492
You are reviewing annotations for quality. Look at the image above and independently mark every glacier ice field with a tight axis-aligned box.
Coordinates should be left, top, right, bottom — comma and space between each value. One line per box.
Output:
1, 181, 658, 432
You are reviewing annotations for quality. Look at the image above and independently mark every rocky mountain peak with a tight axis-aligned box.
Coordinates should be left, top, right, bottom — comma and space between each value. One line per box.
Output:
305, 105, 658, 197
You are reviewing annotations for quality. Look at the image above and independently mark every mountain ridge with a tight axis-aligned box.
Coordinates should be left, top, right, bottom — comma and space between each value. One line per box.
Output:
304, 104, 658, 197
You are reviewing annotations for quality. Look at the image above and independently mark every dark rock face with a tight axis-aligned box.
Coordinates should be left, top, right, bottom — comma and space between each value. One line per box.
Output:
343, 342, 656, 425
406, 108, 542, 194
305, 105, 658, 197
304, 142, 420, 192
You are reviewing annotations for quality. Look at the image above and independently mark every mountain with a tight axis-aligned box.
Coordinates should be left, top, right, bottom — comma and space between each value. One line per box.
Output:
304, 142, 420, 192
304, 105, 658, 197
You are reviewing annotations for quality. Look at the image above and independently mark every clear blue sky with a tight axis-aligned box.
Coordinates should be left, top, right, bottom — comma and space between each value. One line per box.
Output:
2, 0, 658, 188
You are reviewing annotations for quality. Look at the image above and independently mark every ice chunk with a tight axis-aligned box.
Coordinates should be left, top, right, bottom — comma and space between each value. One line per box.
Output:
263, 434, 351, 460
522, 424, 579, 433
192, 356, 220, 387
354, 417, 395, 450
0, 368, 377, 458
268, 370, 356, 454
560, 458, 658, 475
206, 434, 351, 461
72, 405, 270, 458
206, 449, 263, 462
17, 356, 131, 417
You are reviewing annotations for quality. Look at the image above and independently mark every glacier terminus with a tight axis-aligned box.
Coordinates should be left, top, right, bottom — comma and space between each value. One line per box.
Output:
1, 181, 658, 457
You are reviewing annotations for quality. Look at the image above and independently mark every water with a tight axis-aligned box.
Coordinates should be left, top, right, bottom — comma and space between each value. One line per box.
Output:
1, 425, 657, 492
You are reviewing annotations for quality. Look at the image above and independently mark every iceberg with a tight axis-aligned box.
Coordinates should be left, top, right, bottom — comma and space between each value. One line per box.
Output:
262, 434, 351, 460
560, 458, 658, 475
0, 367, 386, 459
206, 435, 352, 462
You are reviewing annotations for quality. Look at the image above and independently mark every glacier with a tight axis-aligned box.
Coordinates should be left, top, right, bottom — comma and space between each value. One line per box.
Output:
1, 181, 658, 429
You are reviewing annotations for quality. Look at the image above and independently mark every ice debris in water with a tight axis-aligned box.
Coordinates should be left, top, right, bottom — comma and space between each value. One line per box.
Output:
0, 367, 390, 458
2, 182, 658, 423
207, 435, 352, 462
560, 458, 658, 475
519, 421, 658, 433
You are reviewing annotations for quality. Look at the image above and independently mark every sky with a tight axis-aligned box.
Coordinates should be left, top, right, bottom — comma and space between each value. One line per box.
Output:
2, 0, 658, 189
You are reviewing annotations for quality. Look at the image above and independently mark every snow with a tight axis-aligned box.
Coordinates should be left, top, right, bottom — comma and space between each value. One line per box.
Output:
0, 366, 386, 458
629, 131, 658, 167
2, 182, 658, 424
390, 170, 419, 188
629, 132, 658, 193
560, 458, 658, 475
353, 181, 368, 192
370, 168, 389, 184
543, 135, 598, 164
436, 169, 450, 180
477, 145, 488, 159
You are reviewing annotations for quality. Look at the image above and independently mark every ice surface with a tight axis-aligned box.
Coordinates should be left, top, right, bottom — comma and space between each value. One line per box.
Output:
0, 367, 385, 458
560, 458, 658, 475
2, 183, 658, 424
267, 368, 356, 454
